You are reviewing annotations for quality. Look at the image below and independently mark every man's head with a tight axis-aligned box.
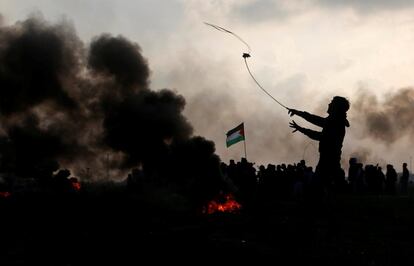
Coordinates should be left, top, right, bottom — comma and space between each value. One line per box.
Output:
328, 96, 350, 115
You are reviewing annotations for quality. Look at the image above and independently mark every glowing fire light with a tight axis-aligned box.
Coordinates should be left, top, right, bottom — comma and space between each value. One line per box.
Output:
203, 192, 242, 214
69, 178, 81, 191
0, 191, 11, 198
72, 182, 81, 191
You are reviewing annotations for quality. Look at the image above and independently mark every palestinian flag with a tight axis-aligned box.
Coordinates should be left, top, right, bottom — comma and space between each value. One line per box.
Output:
226, 123, 245, 147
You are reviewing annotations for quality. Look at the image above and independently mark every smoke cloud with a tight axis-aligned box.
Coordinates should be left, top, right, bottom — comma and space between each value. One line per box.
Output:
88, 34, 150, 89
352, 88, 414, 144
0, 14, 222, 201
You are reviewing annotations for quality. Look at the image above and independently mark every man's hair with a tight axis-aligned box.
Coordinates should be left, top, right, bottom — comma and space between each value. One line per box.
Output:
333, 96, 350, 113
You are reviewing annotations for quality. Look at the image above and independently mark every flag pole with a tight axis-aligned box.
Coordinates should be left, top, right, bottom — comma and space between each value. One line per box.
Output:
243, 140, 247, 160
243, 123, 247, 160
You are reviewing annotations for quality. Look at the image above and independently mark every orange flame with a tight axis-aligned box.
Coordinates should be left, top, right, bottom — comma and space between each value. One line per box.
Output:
71, 182, 81, 191
69, 178, 81, 191
203, 192, 242, 214
0, 191, 11, 198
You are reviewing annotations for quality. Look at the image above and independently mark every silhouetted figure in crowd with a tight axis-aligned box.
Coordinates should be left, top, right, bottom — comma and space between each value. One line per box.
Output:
237, 158, 257, 205
348, 157, 358, 193
400, 163, 409, 194
377, 166, 385, 194
288, 96, 350, 196
53, 169, 72, 194
373, 165, 385, 195
126, 167, 145, 192
385, 164, 397, 195
355, 163, 365, 194
365, 164, 384, 195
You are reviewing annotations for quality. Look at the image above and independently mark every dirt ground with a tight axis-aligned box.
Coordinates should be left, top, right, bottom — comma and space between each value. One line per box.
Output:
1, 187, 414, 265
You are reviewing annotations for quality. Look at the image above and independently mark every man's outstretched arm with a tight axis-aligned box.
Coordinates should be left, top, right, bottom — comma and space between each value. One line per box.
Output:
289, 120, 322, 141
288, 109, 325, 128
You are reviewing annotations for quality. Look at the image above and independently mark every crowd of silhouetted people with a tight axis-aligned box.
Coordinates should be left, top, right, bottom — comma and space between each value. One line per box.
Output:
219, 157, 411, 205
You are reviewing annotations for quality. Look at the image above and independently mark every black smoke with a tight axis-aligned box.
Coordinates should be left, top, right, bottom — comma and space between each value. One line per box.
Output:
353, 88, 414, 144
100, 90, 193, 168
0, 15, 224, 203
88, 34, 149, 89
0, 16, 90, 179
0, 17, 79, 114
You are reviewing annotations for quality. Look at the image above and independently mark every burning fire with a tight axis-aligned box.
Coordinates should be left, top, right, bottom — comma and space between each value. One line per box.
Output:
0, 191, 11, 198
70, 178, 81, 191
203, 192, 242, 214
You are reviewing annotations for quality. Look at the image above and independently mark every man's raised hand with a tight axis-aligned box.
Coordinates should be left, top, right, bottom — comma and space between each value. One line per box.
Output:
289, 120, 301, 133
288, 108, 299, 117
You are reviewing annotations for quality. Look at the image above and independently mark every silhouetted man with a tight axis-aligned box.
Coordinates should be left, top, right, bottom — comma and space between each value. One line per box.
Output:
288, 96, 350, 194
400, 162, 409, 194
385, 164, 397, 195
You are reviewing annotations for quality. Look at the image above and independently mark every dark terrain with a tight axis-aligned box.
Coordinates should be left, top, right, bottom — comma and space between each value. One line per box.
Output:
2, 183, 414, 265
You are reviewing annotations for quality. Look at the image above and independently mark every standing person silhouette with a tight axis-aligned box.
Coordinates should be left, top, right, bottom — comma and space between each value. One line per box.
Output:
288, 96, 350, 195
400, 162, 409, 194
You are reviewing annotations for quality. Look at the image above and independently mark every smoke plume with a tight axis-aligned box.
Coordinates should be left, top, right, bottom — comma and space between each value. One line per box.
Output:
352, 88, 414, 144
0, 14, 223, 200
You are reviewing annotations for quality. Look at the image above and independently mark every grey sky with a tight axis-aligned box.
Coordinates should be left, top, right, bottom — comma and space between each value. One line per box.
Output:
235, 0, 414, 23
2, 0, 414, 170
1, 0, 184, 44
317, 0, 414, 12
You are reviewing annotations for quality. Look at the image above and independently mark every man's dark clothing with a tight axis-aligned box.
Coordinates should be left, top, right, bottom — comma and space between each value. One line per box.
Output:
296, 111, 349, 186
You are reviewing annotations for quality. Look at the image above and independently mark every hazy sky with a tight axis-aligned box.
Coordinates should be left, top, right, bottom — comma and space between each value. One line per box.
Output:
2, 0, 414, 170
